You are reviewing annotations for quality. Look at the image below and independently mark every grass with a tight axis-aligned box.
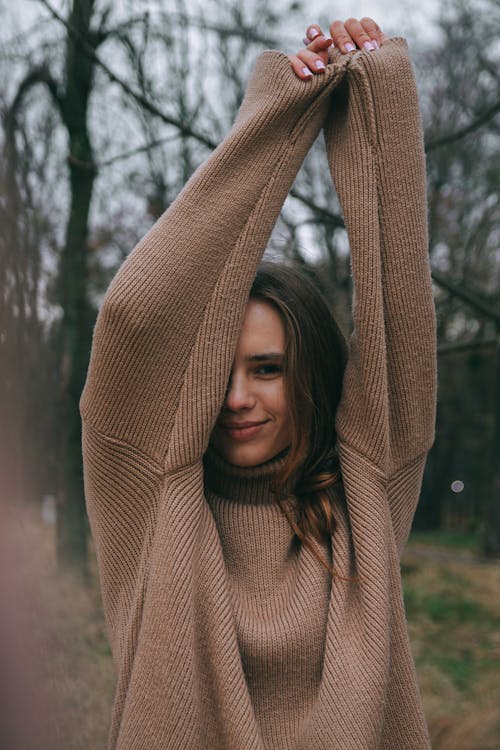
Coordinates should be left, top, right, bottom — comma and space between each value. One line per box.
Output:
402, 530, 500, 749
5, 504, 500, 749
409, 529, 482, 553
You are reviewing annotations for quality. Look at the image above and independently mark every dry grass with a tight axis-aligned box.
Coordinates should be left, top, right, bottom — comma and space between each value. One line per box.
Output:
402, 539, 500, 750
4, 503, 499, 749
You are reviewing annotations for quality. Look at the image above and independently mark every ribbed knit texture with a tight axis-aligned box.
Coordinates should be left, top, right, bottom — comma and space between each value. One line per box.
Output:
80, 38, 437, 750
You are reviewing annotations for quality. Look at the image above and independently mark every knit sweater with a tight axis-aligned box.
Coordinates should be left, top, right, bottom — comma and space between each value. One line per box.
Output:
80, 38, 437, 750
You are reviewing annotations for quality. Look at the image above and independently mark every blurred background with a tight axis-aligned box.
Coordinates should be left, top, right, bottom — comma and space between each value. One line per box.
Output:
0, 0, 499, 748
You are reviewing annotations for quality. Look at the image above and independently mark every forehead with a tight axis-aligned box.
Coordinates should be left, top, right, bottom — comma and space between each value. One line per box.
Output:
236, 299, 285, 355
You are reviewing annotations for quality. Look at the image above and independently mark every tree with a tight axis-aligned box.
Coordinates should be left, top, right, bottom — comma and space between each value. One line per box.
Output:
410, 0, 500, 554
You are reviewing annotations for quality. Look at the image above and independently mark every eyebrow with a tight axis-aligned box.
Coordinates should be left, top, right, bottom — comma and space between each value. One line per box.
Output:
244, 352, 284, 363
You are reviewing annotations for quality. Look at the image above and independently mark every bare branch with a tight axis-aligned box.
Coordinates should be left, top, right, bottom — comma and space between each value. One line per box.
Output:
289, 189, 344, 229
431, 268, 500, 327
145, 10, 280, 47
96, 12, 152, 45
437, 337, 498, 356
425, 95, 500, 151
38, 0, 217, 149
66, 133, 180, 170
3, 64, 62, 125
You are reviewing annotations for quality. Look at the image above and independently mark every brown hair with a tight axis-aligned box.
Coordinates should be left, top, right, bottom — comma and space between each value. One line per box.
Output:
250, 261, 352, 580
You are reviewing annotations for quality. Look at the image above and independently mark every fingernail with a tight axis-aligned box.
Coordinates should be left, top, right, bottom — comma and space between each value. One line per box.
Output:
303, 37, 310, 45
345, 43, 356, 53
371, 39, 380, 49
363, 41, 375, 51
315, 59, 325, 70
309, 28, 319, 39
302, 67, 313, 78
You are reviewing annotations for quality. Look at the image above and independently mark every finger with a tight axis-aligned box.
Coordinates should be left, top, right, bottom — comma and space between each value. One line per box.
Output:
344, 17, 377, 52
296, 48, 327, 73
288, 54, 314, 80
303, 33, 333, 50
305, 24, 323, 41
329, 20, 356, 54
360, 17, 388, 47
306, 32, 333, 50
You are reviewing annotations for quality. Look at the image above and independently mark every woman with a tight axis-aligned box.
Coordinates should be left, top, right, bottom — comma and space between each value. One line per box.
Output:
80, 16, 437, 750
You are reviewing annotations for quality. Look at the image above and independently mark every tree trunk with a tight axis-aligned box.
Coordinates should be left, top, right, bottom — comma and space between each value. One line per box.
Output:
54, 0, 97, 574
482, 337, 500, 557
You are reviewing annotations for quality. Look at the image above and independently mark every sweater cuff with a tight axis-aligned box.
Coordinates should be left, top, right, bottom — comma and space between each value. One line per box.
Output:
233, 48, 350, 136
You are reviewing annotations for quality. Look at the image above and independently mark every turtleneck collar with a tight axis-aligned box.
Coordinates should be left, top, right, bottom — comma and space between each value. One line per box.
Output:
203, 444, 291, 506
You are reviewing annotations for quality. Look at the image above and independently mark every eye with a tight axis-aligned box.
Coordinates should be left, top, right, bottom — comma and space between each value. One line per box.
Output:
255, 364, 282, 377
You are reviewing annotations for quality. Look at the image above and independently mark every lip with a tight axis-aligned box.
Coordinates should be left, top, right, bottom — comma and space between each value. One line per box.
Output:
219, 420, 269, 441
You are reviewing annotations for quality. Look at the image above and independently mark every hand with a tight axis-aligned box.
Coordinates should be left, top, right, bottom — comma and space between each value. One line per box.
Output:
288, 18, 388, 80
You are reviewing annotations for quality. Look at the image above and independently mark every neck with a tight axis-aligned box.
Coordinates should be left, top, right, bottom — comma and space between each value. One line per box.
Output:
203, 444, 291, 505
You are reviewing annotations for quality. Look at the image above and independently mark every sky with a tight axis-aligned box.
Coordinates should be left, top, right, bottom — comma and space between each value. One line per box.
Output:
7, 0, 441, 46
303, 0, 440, 40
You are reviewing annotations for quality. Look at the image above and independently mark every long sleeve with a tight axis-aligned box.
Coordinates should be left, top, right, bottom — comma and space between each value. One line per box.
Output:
324, 38, 437, 476
323, 39, 437, 553
79, 52, 348, 469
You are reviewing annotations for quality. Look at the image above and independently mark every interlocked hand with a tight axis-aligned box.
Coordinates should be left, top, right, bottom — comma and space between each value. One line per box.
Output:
288, 18, 388, 80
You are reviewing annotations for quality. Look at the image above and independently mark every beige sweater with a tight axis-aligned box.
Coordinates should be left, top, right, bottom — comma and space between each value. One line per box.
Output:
80, 38, 437, 750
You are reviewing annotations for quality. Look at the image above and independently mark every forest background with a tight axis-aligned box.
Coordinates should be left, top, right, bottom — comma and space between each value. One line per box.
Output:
0, 0, 499, 748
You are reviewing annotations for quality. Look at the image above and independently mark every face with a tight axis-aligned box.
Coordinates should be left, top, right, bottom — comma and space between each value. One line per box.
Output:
210, 299, 292, 467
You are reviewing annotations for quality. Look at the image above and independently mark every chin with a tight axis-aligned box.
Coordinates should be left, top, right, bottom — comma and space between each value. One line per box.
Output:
210, 429, 287, 468
220, 443, 275, 468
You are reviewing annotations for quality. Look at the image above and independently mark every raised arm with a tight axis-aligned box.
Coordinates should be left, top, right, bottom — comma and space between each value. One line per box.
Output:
80, 51, 353, 689
79, 51, 349, 468
322, 33, 437, 478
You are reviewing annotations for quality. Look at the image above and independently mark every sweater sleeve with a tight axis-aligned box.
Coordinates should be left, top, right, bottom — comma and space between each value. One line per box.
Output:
79, 51, 349, 469
324, 38, 437, 478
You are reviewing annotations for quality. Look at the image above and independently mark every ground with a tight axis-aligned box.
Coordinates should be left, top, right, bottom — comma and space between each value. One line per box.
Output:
5, 504, 500, 749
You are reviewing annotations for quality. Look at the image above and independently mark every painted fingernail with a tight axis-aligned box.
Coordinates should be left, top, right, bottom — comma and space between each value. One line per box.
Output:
371, 39, 380, 49
303, 37, 310, 45
345, 43, 356, 53
363, 41, 375, 51
302, 67, 313, 78
315, 59, 325, 70
309, 28, 319, 39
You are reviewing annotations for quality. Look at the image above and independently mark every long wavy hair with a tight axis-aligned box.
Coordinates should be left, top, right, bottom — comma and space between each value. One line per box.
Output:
250, 261, 349, 579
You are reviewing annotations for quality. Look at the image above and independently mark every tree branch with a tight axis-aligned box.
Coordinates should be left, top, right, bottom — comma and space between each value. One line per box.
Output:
94, 12, 149, 46
431, 268, 500, 327
289, 190, 345, 229
437, 337, 498, 356
128, 10, 280, 48
425, 95, 500, 151
38, 0, 217, 149
35, 0, 500, 326
2, 64, 62, 134
66, 133, 180, 169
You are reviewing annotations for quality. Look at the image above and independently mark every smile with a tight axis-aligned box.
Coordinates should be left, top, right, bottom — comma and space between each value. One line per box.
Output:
220, 420, 269, 441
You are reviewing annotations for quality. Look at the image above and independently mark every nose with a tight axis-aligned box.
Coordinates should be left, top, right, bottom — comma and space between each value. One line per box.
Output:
224, 371, 256, 412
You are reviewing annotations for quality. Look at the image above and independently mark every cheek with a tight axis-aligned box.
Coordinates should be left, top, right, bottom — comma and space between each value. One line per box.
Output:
262, 379, 289, 420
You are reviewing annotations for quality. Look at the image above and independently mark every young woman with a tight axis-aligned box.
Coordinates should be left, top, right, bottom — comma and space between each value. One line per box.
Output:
80, 17, 437, 750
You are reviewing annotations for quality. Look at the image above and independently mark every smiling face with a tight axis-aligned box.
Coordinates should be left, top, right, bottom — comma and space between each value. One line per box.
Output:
210, 299, 292, 467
